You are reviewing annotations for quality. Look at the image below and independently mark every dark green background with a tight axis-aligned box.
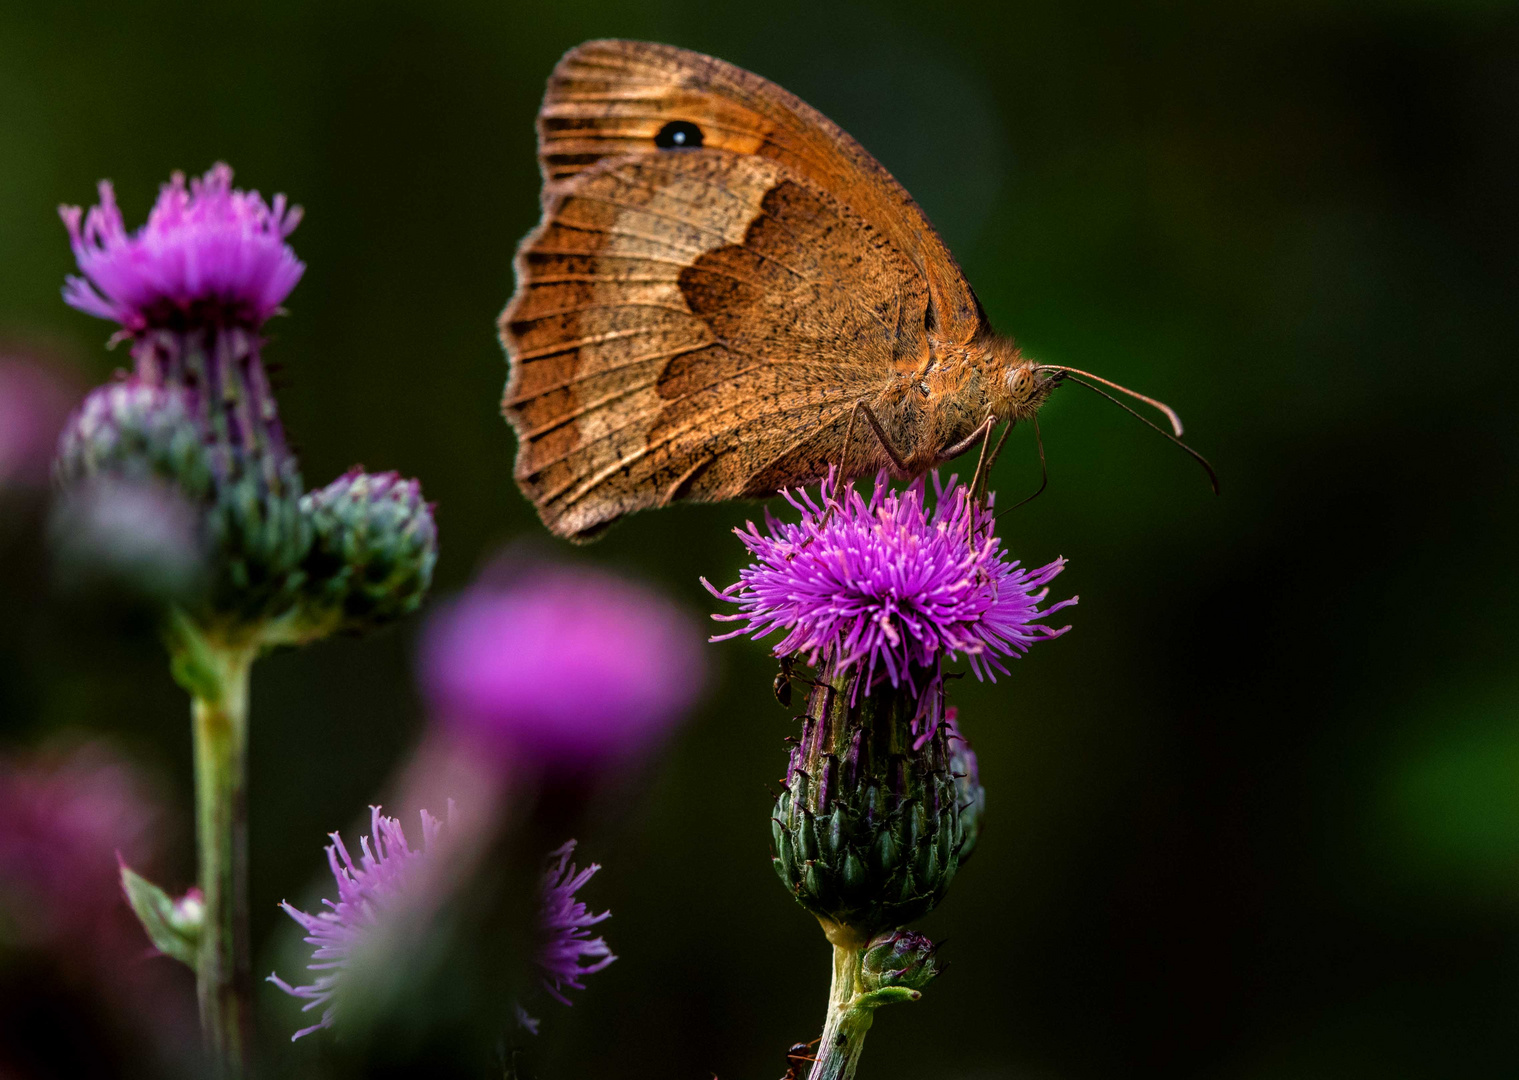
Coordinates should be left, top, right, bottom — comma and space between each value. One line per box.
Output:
2, 0, 1518, 1077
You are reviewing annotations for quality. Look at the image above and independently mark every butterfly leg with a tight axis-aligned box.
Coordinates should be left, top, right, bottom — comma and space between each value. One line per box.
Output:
960, 418, 1013, 551
959, 417, 1005, 502
853, 402, 912, 473
833, 404, 863, 504
827, 402, 910, 515
996, 415, 1050, 519
942, 415, 997, 464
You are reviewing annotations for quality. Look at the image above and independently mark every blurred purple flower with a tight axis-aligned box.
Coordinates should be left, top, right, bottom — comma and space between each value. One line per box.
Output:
60, 163, 303, 333
271, 805, 614, 1040
0, 355, 79, 491
0, 743, 197, 1064
419, 563, 706, 773
268, 805, 444, 1040
0, 743, 159, 944
535, 840, 614, 1006
705, 471, 1076, 692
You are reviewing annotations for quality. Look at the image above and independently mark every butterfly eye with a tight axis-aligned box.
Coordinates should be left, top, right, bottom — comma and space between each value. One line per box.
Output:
655, 120, 704, 149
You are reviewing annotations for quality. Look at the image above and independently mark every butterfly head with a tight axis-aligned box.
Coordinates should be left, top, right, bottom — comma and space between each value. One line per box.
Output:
1005, 361, 1056, 413
987, 339, 1057, 422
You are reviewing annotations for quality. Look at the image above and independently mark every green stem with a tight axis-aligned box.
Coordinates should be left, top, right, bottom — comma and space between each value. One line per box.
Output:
809, 937, 873, 1080
190, 639, 256, 1078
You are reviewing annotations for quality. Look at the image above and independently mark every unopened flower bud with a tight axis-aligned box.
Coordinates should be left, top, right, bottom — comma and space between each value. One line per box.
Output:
295, 469, 438, 633
860, 929, 939, 993
199, 446, 307, 625
53, 375, 309, 624
55, 379, 212, 498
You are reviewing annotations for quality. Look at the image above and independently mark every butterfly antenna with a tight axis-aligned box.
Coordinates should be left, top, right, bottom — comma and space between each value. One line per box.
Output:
1037, 364, 1186, 436
1054, 373, 1220, 494
997, 415, 1049, 518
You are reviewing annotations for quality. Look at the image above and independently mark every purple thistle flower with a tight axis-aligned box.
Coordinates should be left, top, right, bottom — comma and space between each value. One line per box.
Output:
52, 164, 351, 628
60, 163, 303, 333
268, 806, 445, 1040
419, 561, 707, 773
705, 471, 1076, 693
271, 805, 614, 1040
535, 840, 615, 1007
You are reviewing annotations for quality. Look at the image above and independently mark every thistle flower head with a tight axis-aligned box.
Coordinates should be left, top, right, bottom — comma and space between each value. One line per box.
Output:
706, 471, 1076, 692
268, 806, 444, 1040
419, 562, 706, 773
535, 840, 615, 1006
270, 808, 615, 1040
60, 163, 303, 332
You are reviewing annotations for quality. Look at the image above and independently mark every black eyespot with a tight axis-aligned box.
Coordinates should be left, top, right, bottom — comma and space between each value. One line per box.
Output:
655, 120, 704, 149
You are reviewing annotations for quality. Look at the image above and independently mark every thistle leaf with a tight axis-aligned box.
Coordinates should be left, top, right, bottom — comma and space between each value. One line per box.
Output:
120, 864, 201, 967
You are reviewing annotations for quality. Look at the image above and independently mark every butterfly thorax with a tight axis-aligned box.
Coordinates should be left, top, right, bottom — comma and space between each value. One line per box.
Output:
879, 335, 1052, 473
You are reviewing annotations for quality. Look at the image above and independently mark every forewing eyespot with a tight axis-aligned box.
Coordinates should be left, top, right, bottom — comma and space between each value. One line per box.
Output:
655, 120, 704, 149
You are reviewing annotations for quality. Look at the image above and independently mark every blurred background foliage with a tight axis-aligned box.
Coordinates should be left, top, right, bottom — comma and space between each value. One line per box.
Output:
2, 0, 1518, 1077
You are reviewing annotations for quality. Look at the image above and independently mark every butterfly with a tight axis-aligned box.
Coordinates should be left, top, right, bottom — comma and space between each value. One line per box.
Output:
501, 40, 1214, 541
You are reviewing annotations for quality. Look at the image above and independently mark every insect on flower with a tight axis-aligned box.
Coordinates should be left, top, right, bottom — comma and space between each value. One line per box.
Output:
500, 40, 1217, 542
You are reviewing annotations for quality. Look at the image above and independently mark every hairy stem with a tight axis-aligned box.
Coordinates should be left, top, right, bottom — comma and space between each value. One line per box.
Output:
191, 639, 256, 1077
809, 937, 873, 1080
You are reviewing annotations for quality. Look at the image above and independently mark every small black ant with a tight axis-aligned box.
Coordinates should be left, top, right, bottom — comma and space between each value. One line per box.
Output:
773, 656, 796, 707
773, 656, 816, 708
781, 1037, 821, 1079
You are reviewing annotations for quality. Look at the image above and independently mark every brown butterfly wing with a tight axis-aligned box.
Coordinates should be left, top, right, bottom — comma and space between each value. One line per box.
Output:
534, 39, 986, 343
501, 40, 987, 540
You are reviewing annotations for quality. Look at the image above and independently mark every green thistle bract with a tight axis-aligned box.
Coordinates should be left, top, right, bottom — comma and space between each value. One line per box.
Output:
772, 672, 968, 937
860, 929, 940, 993
294, 469, 438, 637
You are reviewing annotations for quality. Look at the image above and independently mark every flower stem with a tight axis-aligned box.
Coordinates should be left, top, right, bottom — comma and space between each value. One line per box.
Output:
809, 932, 873, 1080
189, 637, 256, 1077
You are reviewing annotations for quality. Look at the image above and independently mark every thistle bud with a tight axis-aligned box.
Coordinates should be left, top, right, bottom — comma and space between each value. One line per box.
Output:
771, 673, 967, 936
51, 382, 210, 600
294, 469, 437, 635
860, 929, 939, 993
55, 379, 212, 498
